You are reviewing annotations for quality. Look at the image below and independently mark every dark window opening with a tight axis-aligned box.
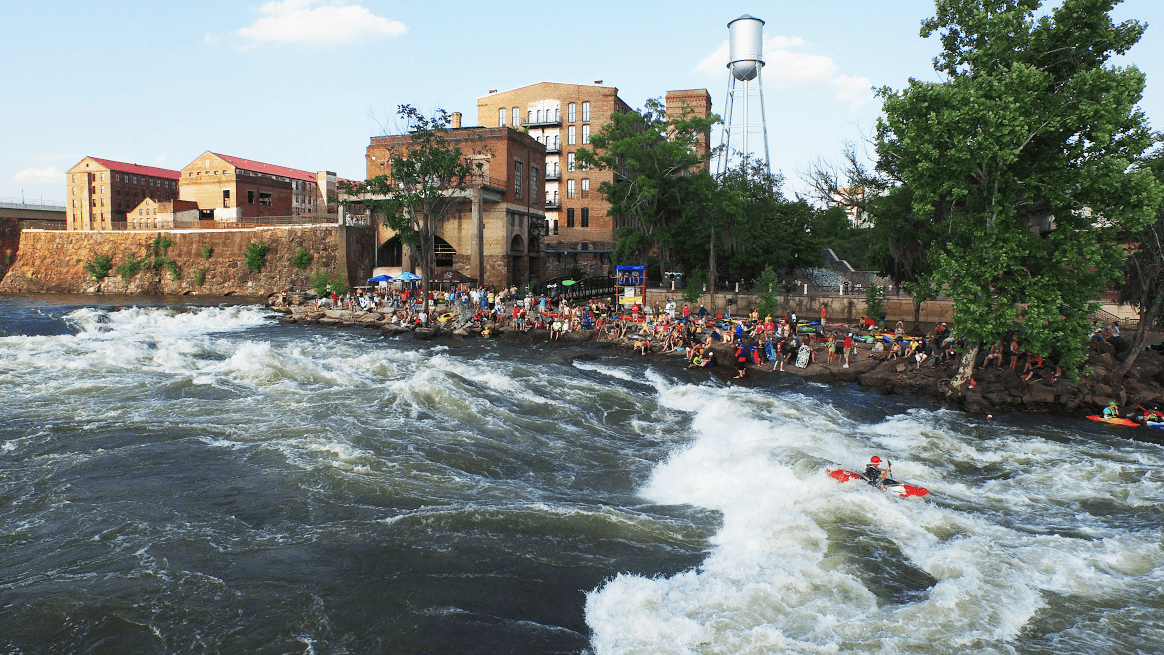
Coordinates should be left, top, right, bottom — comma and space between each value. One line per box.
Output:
247, 190, 255, 204
258, 192, 272, 207
223, 189, 231, 208
434, 236, 456, 267
566, 208, 575, 228
581, 207, 589, 228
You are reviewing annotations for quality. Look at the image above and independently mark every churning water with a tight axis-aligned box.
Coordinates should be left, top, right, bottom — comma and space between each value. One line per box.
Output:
0, 296, 1161, 654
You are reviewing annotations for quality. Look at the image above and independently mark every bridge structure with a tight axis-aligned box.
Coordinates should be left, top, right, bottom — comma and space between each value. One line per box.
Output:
0, 197, 66, 223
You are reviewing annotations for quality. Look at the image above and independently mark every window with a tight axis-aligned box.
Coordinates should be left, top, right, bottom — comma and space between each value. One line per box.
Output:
568, 126, 576, 145
514, 161, 522, 200
568, 103, 576, 122
71, 174, 76, 183
258, 192, 272, 206
582, 125, 590, 144
567, 179, 575, 199
512, 107, 519, 126
115, 174, 120, 182
581, 207, 590, 228
530, 166, 538, 202
499, 107, 507, 126
139, 209, 143, 216
116, 200, 121, 209
133, 176, 138, 184
552, 135, 559, 149
223, 189, 231, 208
71, 199, 76, 207
248, 190, 255, 204
567, 153, 575, 172
100, 185, 105, 193
528, 110, 533, 124
581, 157, 590, 171
553, 219, 559, 235
566, 207, 575, 227
581, 178, 590, 198
582, 101, 591, 121
100, 173, 106, 182
554, 107, 560, 121
537, 110, 542, 122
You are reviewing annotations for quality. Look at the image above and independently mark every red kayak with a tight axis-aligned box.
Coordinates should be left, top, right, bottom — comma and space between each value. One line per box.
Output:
827, 468, 929, 498
1087, 415, 1139, 427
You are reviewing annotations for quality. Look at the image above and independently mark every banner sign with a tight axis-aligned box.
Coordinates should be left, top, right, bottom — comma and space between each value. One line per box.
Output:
616, 265, 647, 307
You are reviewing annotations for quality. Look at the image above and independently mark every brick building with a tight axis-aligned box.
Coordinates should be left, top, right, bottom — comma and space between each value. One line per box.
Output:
65, 157, 180, 231
179, 151, 337, 221
360, 121, 547, 289
477, 83, 711, 279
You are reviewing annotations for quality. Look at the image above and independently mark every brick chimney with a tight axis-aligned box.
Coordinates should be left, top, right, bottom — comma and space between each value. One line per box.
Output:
450, 112, 462, 128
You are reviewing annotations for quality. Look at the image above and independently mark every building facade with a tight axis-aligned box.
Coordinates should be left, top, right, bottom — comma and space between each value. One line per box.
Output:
178, 151, 336, 221
65, 157, 180, 231
477, 83, 711, 279
361, 125, 546, 289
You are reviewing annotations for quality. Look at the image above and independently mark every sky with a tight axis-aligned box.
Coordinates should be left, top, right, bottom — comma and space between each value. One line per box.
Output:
3, 0, 1163, 204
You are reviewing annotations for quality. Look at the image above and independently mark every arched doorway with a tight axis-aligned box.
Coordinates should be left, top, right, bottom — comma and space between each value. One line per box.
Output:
379, 236, 403, 267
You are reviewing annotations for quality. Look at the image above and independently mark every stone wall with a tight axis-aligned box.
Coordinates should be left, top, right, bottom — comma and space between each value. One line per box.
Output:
0, 224, 374, 297
642, 289, 955, 324
0, 218, 20, 281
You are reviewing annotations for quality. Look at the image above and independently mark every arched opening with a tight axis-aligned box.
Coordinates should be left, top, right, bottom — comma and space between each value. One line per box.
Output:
510, 234, 525, 253
379, 236, 403, 267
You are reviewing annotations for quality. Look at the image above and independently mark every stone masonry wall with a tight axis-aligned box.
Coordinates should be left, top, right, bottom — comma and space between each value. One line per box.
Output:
0, 225, 373, 297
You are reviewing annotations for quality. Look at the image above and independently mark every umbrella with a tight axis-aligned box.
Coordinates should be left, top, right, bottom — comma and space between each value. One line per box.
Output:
562, 280, 576, 286
396, 271, 422, 281
368, 275, 393, 282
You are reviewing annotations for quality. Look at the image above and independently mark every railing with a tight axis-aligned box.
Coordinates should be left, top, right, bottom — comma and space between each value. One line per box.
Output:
545, 200, 561, 210
0, 196, 66, 211
19, 220, 66, 231
546, 145, 561, 154
546, 172, 561, 181
1091, 307, 1139, 330
531, 275, 617, 301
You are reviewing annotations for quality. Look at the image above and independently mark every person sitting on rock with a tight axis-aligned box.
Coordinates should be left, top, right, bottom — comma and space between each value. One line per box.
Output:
1021, 354, 1046, 381
889, 339, 903, 360
983, 340, 1004, 367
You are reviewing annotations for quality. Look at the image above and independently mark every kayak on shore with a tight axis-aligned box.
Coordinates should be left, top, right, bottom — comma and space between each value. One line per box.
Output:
826, 468, 929, 498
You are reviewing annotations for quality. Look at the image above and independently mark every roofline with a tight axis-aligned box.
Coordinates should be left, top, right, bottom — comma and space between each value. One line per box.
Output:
478, 80, 622, 101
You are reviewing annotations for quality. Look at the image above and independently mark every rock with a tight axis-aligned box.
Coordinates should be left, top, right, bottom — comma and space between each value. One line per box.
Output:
895, 363, 908, 373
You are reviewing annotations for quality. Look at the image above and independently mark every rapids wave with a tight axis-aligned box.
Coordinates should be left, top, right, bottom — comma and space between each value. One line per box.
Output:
0, 299, 1161, 654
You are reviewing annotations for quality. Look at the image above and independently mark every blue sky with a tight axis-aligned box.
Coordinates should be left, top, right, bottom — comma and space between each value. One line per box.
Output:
3, 0, 1162, 203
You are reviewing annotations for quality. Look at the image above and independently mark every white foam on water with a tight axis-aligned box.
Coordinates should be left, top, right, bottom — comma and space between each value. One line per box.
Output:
586, 385, 1164, 654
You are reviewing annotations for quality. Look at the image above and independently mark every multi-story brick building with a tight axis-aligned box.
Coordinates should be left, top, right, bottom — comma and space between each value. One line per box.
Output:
127, 198, 199, 230
65, 157, 181, 231
178, 151, 337, 221
360, 121, 547, 289
477, 83, 711, 279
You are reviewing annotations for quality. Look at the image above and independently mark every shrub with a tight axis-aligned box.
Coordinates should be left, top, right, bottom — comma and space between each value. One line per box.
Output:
292, 249, 311, 270
865, 284, 887, 324
195, 268, 207, 286
82, 252, 114, 284
243, 242, 269, 273
156, 257, 180, 281
115, 252, 148, 282
150, 236, 173, 257
753, 265, 780, 319
201, 245, 214, 260
682, 268, 705, 305
310, 265, 349, 296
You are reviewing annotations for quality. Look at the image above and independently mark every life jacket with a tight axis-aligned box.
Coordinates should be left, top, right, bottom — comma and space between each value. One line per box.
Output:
735, 345, 747, 363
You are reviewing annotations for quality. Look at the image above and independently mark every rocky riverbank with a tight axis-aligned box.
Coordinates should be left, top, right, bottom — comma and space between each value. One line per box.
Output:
270, 302, 1164, 424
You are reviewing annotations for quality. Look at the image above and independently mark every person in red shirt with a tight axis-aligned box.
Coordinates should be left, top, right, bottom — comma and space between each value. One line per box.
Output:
682, 304, 691, 322
843, 333, 854, 368
820, 304, 828, 324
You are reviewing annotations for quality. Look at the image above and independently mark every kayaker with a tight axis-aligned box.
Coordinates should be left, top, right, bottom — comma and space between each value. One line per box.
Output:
1140, 406, 1163, 424
1103, 401, 1121, 419
864, 456, 891, 487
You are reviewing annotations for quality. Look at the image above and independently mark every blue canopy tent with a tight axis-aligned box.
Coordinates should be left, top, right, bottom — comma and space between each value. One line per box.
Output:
368, 275, 393, 282
396, 271, 421, 281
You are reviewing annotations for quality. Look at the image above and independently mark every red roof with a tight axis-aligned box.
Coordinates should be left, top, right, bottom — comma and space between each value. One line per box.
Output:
89, 157, 181, 179
214, 153, 318, 183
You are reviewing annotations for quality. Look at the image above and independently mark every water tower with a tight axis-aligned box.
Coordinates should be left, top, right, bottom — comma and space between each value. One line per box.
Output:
716, 14, 771, 177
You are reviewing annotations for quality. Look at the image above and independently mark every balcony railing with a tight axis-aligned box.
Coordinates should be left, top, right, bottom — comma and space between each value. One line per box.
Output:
545, 144, 561, 154
524, 117, 562, 128
545, 171, 561, 181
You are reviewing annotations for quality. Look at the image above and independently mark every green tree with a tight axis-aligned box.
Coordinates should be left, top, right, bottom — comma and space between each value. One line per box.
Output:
575, 98, 719, 272
875, 0, 1162, 387
1110, 146, 1164, 380
753, 265, 780, 319
81, 251, 114, 285
340, 105, 484, 314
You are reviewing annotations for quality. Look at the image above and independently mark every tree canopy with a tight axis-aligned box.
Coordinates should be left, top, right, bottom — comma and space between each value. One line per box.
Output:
874, 0, 1162, 383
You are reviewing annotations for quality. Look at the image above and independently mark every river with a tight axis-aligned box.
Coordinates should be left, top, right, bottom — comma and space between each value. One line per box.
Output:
0, 296, 1160, 654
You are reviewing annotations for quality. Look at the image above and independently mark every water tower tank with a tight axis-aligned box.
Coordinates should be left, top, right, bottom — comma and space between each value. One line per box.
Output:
727, 15, 765, 81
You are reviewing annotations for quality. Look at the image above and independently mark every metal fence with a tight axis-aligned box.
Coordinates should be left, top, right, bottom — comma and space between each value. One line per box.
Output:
19, 214, 371, 232
0, 196, 66, 211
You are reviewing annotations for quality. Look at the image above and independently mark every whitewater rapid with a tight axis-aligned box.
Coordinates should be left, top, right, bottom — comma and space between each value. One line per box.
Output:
1, 301, 1161, 654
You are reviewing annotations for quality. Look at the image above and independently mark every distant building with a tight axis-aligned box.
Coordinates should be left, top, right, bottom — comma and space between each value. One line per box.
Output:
127, 198, 199, 230
359, 122, 546, 289
179, 151, 336, 221
65, 157, 180, 231
477, 83, 711, 279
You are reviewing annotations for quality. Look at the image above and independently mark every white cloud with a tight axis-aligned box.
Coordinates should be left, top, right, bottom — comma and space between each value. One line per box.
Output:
154, 155, 167, 165
12, 166, 64, 184
694, 35, 873, 111
834, 75, 875, 110
229, 0, 406, 48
